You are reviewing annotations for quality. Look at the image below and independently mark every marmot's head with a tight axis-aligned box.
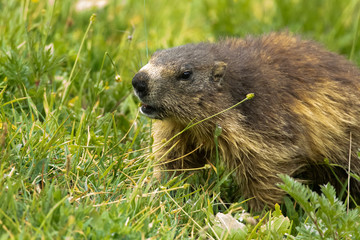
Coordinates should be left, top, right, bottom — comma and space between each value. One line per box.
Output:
132, 43, 228, 121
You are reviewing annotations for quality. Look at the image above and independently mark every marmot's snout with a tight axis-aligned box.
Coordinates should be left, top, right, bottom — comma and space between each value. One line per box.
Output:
132, 70, 163, 119
132, 71, 149, 99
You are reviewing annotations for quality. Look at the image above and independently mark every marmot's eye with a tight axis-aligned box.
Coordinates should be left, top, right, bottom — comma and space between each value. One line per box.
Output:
180, 71, 192, 80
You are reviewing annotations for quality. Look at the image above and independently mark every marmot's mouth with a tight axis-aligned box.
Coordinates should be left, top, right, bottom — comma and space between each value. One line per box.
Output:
140, 103, 161, 119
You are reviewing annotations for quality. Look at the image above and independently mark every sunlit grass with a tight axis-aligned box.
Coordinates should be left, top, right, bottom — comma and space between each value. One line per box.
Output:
0, 0, 359, 238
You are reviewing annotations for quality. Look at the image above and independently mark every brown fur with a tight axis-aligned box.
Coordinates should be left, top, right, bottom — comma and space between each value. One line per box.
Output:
132, 33, 360, 211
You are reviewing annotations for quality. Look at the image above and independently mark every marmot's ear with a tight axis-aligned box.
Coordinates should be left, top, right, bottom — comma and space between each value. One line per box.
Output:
212, 61, 227, 85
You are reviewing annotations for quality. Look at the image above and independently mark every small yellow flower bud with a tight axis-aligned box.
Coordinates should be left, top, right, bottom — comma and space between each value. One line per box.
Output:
204, 164, 211, 169
115, 75, 122, 82
90, 14, 96, 23
246, 93, 255, 100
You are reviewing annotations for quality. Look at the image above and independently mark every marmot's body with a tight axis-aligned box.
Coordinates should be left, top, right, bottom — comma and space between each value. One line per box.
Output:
132, 33, 360, 210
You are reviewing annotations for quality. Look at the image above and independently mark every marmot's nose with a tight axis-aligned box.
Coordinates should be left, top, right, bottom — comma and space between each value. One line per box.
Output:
132, 71, 149, 99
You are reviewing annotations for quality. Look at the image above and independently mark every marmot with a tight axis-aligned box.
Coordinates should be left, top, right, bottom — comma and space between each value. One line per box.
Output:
132, 33, 360, 211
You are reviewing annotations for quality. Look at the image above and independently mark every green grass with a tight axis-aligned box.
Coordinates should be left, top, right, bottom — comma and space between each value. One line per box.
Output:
0, 0, 360, 238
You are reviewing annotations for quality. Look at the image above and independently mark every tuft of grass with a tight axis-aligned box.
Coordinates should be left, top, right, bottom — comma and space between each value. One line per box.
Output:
0, 0, 359, 238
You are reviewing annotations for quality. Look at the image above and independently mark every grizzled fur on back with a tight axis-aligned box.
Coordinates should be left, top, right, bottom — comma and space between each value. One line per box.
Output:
132, 33, 360, 211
